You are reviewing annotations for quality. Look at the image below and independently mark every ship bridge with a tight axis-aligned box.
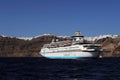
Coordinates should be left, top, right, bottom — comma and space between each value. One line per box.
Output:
71, 31, 84, 44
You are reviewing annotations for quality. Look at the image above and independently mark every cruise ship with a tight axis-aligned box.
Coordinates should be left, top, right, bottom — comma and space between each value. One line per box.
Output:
40, 32, 102, 59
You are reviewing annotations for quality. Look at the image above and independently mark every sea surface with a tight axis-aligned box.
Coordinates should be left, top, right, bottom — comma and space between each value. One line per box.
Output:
0, 57, 120, 80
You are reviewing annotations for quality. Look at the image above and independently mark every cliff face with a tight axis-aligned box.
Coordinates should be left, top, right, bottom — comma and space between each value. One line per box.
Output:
97, 37, 120, 57
0, 35, 70, 57
0, 35, 120, 57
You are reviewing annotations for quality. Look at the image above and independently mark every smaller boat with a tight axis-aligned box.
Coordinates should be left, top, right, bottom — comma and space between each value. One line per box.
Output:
40, 32, 102, 59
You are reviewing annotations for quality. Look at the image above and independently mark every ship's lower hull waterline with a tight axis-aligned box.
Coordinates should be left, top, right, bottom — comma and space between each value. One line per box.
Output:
41, 51, 100, 59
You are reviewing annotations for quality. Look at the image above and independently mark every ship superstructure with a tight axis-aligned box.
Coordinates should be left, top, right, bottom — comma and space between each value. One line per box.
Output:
40, 32, 102, 59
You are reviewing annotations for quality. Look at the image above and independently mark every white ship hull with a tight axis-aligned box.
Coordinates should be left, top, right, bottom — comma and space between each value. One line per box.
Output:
40, 32, 102, 59
40, 44, 101, 59
41, 51, 100, 59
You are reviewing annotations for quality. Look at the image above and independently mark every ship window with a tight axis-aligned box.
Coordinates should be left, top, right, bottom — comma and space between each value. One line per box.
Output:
84, 45, 101, 49
73, 38, 76, 41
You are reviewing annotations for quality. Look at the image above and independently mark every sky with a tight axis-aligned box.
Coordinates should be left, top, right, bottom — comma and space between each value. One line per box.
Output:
0, 0, 120, 37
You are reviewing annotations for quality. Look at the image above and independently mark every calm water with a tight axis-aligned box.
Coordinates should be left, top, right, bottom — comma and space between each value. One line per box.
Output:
0, 57, 120, 80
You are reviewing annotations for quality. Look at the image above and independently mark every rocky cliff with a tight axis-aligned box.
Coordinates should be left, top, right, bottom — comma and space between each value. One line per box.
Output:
97, 37, 120, 57
0, 35, 120, 57
0, 35, 70, 57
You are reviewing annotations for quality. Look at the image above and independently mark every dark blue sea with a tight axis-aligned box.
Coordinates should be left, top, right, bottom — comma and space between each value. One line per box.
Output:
0, 57, 120, 80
